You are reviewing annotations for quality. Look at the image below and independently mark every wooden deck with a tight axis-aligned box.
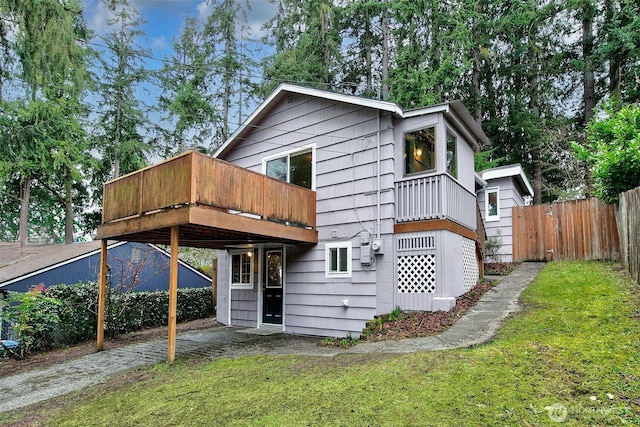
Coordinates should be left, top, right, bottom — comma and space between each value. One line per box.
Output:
96, 151, 318, 248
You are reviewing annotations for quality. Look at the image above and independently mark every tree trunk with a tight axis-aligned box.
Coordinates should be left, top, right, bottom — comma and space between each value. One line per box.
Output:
583, 13, 595, 125
527, 32, 543, 204
65, 179, 73, 244
19, 177, 31, 247
534, 160, 543, 205
473, 48, 482, 125
365, 19, 372, 95
381, 6, 389, 101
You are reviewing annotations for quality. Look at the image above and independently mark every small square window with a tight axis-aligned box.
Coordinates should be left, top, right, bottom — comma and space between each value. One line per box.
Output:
325, 242, 352, 278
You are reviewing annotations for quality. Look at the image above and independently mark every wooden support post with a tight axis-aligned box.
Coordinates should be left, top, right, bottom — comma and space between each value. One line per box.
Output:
168, 226, 179, 362
97, 240, 107, 351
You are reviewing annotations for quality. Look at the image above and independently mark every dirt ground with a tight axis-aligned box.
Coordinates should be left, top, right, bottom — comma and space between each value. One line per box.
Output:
0, 317, 223, 378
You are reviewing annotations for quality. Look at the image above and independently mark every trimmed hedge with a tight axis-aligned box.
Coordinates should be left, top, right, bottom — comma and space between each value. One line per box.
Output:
3, 283, 214, 353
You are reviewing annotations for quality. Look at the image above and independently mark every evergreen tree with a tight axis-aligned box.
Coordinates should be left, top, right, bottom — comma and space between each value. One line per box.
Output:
338, 0, 387, 97
0, 0, 91, 243
155, 15, 219, 157
389, 0, 478, 108
598, 0, 640, 104
261, 0, 342, 95
204, 0, 255, 146
93, 0, 152, 181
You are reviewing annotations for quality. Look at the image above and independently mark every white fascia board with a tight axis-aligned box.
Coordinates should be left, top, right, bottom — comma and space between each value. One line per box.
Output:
481, 164, 534, 197
404, 101, 488, 150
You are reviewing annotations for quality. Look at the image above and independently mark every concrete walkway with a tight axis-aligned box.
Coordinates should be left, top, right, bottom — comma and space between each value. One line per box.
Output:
0, 262, 545, 413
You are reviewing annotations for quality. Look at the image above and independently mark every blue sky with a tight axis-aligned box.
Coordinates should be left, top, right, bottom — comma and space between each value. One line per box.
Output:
81, 1, 278, 138
83, 0, 277, 65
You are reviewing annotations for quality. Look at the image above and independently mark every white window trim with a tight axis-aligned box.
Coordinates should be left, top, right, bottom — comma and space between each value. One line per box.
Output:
404, 125, 437, 176
485, 187, 500, 222
325, 241, 352, 278
229, 250, 254, 288
262, 143, 317, 190
445, 127, 458, 179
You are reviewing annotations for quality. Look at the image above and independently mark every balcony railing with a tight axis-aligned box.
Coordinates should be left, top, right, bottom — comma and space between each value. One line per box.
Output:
102, 151, 316, 230
395, 174, 476, 230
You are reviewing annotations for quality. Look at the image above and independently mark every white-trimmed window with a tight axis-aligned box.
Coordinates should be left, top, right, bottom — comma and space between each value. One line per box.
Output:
325, 242, 352, 278
263, 144, 316, 190
446, 129, 457, 178
486, 187, 500, 222
405, 126, 436, 175
230, 250, 254, 288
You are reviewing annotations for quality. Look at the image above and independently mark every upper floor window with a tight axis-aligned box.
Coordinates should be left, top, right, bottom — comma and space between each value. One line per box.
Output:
263, 145, 315, 190
486, 187, 500, 222
446, 129, 457, 178
405, 126, 436, 175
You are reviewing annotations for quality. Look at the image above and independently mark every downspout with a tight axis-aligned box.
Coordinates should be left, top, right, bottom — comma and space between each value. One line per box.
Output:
376, 110, 382, 239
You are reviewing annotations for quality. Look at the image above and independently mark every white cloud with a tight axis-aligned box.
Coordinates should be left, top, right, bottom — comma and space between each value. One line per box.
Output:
245, 1, 277, 38
151, 36, 169, 51
83, 0, 117, 38
196, 1, 211, 20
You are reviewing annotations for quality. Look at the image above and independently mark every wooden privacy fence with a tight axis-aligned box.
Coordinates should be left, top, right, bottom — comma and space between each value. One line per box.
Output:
617, 186, 640, 284
513, 198, 619, 262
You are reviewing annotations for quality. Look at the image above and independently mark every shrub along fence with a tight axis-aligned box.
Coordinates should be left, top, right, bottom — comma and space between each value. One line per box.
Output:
617, 186, 640, 284
1, 282, 213, 355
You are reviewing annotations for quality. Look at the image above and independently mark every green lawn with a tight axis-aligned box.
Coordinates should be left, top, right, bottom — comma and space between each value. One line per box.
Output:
7, 262, 640, 426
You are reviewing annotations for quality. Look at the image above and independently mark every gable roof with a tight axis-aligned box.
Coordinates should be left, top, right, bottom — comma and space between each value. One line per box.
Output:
0, 241, 209, 289
214, 83, 489, 158
480, 163, 535, 198
0, 241, 123, 289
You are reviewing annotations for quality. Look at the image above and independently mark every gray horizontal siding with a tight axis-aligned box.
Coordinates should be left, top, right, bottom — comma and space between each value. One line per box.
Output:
218, 93, 396, 337
285, 316, 373, 338
230, 289, 257, 327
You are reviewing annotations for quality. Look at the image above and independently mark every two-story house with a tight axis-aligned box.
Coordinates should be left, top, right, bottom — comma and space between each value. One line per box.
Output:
96, 84, 490, 355
212, 84, 488, 337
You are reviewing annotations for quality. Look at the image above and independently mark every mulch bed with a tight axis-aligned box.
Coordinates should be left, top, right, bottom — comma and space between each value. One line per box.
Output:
485, 262, 519, 276
360, 280, 497, 341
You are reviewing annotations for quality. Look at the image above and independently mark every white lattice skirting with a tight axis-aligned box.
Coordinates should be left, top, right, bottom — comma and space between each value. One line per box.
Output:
397, 254, 436, 293
462, 238, 479, 292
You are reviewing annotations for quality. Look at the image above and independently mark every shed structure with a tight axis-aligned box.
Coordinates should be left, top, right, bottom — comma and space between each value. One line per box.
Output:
476, 164, 534, 263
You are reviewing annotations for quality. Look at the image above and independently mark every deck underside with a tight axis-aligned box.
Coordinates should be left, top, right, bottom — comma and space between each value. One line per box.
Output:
97, 205, 318, 249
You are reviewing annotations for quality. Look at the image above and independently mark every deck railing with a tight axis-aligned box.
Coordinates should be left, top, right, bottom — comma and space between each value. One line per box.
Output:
395, 174, 476, 230
102, 151, 316, 229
